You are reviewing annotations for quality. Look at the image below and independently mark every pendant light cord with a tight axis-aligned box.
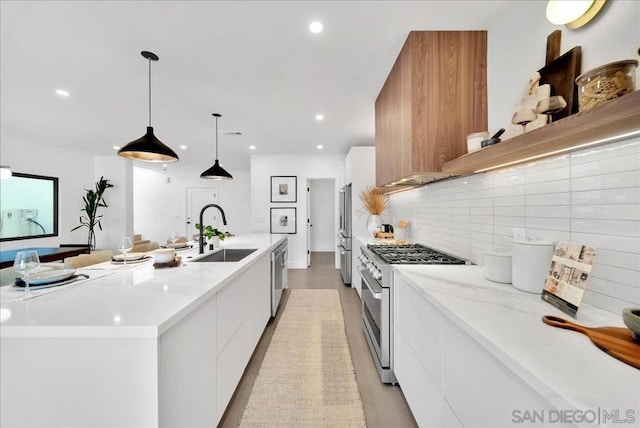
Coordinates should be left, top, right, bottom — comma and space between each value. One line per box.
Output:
215, 115, 219, 160
148, 57, 152, 126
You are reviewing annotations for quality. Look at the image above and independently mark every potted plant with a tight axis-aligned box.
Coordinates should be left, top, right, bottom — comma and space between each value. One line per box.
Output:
195, 223, 225, 250
71, 176, 114, 250
359, 186, 389, 237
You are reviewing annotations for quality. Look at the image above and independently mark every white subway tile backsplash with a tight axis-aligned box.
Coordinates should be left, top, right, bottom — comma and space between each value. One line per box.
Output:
526, 217, 570, 232
494, 195, 525, 206
572, 219, 640, 237
525, 180, 571, 195
525, 167, 570, 184
595, 249, 640, 271
591, 264, 640, 288
571, 204, 640, 221
525, 205, 571, 218
387, 137, 640, 314
571, 188, 640, 205
570, 140, 640, 165
570, 232, 640, 255
571, 154, 640, 178
526, 192, 571, 206
571, 170, 640, 191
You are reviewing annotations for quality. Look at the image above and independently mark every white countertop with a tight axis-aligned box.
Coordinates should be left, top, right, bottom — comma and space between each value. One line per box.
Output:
394, 265, 640, 416
0, 234, 285, 339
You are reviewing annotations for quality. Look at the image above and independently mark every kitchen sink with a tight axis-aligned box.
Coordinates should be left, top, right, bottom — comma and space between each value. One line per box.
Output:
191, 248, 257, 262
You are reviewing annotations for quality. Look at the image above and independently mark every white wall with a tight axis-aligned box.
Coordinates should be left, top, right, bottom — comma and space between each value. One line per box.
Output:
309, 179, 336, 252
133, 166, 251, 244
250, 154, 346, 269
345, 146, 376, 239
387, 137, 640, 315
487, 0, 640, 134
0, 136, 95, 250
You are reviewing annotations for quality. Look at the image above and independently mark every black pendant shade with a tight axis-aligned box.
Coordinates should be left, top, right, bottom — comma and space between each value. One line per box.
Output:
118, 126, 179, 162
118, 51, 179, 163
201, 113, 233, 180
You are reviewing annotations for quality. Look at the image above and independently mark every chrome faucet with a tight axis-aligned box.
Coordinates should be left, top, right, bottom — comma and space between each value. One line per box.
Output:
198, 204, 227, 254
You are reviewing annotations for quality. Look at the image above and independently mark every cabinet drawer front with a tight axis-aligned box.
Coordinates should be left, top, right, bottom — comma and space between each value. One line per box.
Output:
394, 326, 444, 427
444, 319, 551, 427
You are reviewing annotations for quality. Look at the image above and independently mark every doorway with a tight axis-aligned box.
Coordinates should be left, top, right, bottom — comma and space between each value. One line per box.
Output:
306, 179, 336, 266
186, 187, 219, 239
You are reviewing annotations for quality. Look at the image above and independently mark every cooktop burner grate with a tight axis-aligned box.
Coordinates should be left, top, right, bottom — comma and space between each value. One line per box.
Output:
367, 243, 466, 265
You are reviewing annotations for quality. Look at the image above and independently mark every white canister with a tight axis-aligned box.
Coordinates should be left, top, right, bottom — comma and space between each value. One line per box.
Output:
483, 251, 512, 284
467, 131, 489, 153
512, 239, 554, 293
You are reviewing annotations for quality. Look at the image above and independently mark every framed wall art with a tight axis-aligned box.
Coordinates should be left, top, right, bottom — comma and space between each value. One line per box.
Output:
271, 176, 297, 203
270, 207, 297, 234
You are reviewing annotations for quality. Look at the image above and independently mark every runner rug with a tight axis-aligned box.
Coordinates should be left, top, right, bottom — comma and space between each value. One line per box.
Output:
239, 289, 366, 427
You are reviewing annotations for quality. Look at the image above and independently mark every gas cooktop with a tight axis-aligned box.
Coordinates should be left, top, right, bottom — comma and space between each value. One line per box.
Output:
367, 243, 467, 265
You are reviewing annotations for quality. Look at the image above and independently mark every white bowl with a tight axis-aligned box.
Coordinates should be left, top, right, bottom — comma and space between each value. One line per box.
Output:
152, 249, 175, 263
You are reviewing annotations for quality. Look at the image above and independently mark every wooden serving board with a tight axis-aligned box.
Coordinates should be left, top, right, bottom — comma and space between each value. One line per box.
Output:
542, 315, 640, 370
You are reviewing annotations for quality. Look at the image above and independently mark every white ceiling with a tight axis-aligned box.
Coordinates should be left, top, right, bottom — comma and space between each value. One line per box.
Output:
0, 1, 510, 172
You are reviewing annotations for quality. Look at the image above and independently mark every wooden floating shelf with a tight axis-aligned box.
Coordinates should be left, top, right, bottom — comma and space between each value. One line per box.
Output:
442, 90, 640, 174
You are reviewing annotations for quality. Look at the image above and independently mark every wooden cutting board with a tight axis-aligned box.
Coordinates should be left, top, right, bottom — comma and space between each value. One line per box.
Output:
542, 315, 640, 370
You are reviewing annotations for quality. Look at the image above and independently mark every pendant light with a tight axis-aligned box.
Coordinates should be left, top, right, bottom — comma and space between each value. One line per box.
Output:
118, 51, 179, 163
200, 113, 233, 180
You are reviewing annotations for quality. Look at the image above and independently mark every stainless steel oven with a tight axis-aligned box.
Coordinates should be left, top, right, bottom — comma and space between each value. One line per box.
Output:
359, 264, 393, 382
359, 243, 467, 384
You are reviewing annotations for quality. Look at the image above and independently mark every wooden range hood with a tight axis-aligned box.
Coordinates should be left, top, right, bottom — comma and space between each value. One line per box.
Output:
375, 31, 488, 193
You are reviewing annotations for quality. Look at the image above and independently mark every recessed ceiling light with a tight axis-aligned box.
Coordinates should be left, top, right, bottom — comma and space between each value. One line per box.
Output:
180, 145, 187, 150
249, 145, 256, 150
55, 89, 70, 97
315, 114, 324, 121
309, 21, 323, 34
317, 144, 324, 150
113, 146, 120, 150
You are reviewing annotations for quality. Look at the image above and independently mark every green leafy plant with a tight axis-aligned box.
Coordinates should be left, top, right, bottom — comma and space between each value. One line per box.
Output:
71, 176, 114, 250
195, 223, 225, 241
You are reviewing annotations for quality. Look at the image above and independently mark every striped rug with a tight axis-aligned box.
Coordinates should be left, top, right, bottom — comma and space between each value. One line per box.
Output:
239, 289, 366, 427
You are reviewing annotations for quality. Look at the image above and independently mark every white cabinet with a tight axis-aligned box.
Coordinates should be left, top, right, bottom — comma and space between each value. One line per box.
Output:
394, 271, 553, 428
443, 319, 550, 428
216, 254, 271, 423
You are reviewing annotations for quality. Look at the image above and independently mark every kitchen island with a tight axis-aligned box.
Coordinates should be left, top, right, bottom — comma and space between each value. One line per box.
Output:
0, 234, 286, 427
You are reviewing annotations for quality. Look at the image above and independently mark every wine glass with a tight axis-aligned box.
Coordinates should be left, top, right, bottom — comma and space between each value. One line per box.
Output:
13, 250, 40, 300
169, 230, 179, 246
119, 237, 133, 267
511, 109, 538, 134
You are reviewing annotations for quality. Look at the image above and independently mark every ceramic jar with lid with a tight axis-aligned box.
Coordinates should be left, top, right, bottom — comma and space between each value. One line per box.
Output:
512, 239, 554, 293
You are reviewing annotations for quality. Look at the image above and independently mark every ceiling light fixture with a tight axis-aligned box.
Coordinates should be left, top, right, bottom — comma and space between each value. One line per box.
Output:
309, 21, 323, 33
249, 145, 256, 150
0, 165, 12, 180
546, 0, 606, 29
113, 146, 120, 150
317, 144, 324, 150
118, 51, 179, 163
200, 113, 233, 180
180, 145, 187, 150
55, 89, 70, 97
315, 114, 324, 121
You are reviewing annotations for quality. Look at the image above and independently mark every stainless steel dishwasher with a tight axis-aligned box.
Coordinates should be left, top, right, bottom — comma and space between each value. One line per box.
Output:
270, 240, 288, 317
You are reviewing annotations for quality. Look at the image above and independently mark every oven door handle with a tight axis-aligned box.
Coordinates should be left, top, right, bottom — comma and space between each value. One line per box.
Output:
362, 270, 383, 300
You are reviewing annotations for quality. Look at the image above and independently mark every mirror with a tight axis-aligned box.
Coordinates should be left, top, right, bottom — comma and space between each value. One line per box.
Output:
0, 173, 59, 241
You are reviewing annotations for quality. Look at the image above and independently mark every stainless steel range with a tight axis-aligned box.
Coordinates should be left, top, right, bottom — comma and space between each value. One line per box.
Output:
358, 243, 467, 383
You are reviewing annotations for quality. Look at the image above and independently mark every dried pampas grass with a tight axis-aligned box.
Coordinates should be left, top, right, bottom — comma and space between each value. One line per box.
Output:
359, 186, 389, 215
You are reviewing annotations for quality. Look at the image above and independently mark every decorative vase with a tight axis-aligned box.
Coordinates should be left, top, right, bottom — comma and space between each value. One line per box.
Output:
366, 214, 383, 237
207, 236, 220, 250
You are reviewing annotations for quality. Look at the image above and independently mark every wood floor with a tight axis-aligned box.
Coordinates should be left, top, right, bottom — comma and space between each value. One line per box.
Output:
220, 252, 417, 427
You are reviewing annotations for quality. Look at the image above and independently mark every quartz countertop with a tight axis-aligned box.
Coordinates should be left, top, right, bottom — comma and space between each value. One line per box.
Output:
394, 265, 640, 417
0, 234, 285, 338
